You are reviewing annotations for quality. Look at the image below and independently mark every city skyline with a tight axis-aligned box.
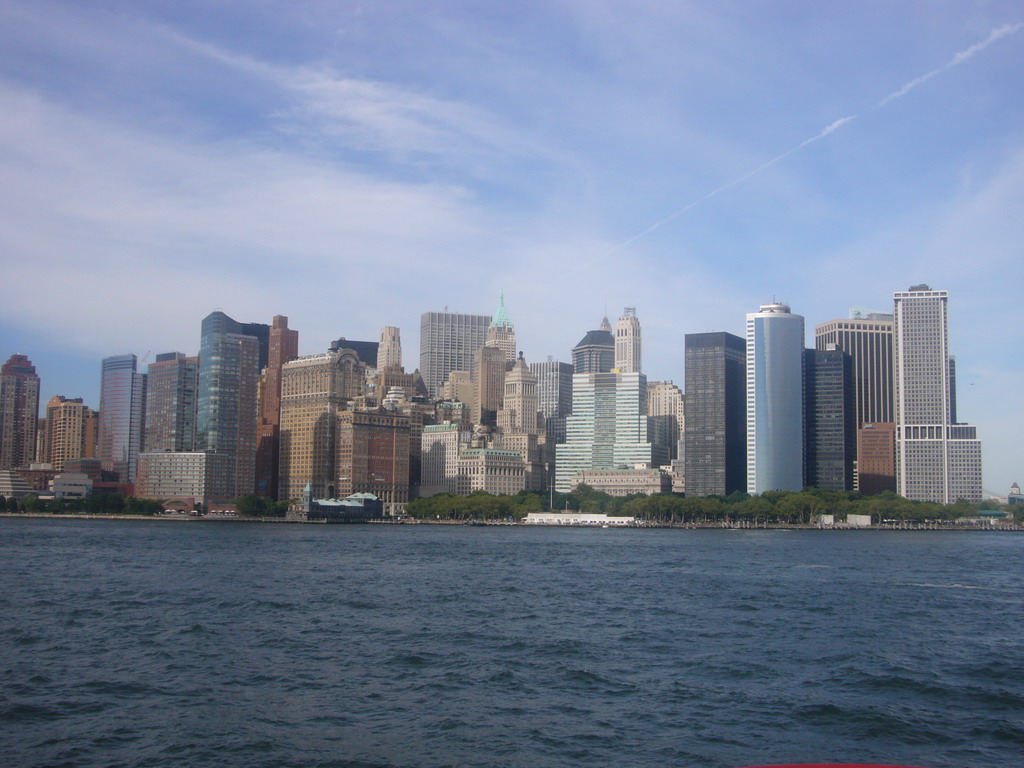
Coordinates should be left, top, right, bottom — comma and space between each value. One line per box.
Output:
1, 3, 1020, 493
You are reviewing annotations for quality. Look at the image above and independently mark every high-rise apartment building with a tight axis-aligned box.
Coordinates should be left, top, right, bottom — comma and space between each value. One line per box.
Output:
420, 309, 491, 399
615, 308, 642, 374
555, 371, 651, 492
40, 396, 98, 471
683, 332, 746, 497
803, 346, 855, 491
893, 285, 982, 503
485, 294, 516, 363
746, 303, 804, 494
196, 311, 262, 499
0, 354, 40, 470
98, 354, 147, 480
255, 315, 299, 498
378, 326, 403, 371
572, 317, 615, 374
145, 353, 199, 453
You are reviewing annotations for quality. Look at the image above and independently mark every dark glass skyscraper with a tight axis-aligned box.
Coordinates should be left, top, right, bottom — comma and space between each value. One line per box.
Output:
683, 332, 746, 497
197, 311, 262, 499
803, 346, 855, 491
98, 354, 147, 480
572, 316, 615, 374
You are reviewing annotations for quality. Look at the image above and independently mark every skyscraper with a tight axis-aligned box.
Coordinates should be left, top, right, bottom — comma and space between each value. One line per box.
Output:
255, 315, 299, 498
378, 326, 403, 371
803, 346, 855, 491
529, 358, 573, 445
555, 370, 651, 492
746, 302, 804, 494
196, 311, 262, 499
98, 354, 147, 480
683, 332, 746, 497
40, 396, 98, 471
615, 307, 642, 373
485, 293, 516, 363
471, 345, 507, 429
145, 353, 199, 453
647, 380, 684, 467
572, 316, 615, 374
893, 285, 982, 503
419, 309, 491, 399
815, 312, 895, 492
0, 354, 40, 470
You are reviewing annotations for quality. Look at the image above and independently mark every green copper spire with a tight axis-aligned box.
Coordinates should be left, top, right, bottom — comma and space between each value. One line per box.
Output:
491, 292, 513, 329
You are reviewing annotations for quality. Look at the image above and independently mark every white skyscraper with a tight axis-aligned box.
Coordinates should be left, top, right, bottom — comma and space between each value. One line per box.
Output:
893, 285, 982, 503
554, 371, 651, 492
746, 302, 804, 494
615, 307, 642, 373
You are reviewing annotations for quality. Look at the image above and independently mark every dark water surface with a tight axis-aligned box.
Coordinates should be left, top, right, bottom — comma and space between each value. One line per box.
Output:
2, 519, 1022, 768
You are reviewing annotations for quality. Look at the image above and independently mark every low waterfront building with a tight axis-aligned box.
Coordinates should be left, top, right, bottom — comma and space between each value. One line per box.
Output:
572, 467, 671, 496
294, 485, 386, 523
135, 451, 234, 506
454, 447, 525, 496
49, 472, 92, 499
523, 512, 635, 526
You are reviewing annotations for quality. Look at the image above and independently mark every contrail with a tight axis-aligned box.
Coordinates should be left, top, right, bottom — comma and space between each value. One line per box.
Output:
877, 23, 1022, 107
566, 23, 1021, 275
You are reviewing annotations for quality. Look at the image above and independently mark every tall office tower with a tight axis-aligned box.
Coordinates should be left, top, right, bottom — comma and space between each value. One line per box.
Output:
857, 422, 897, 496
803, 346, 855, 491
530, 358, 573, 445
420, 309, 491, 399
197, 311, 261, 499
746, 303, 805, 494
647, 381, 684, 466
485, 293, 516, 363
255, 316, 299, 498
278, 348, 365, 501
472, 345, 507, 429
814, 313, 893, 427
615, 308, 642, 373
335, 409, 411, 514
40, 396, 98, 471
98, 354, 147, 480
815, 311, 895, 493
683, 332, 746, 497
144, 353, 199, 453
0, 354, 40, 470
572, 316, 615, 374
555, 371, 651, 492
497, 354, 539, 434
379, 326, 403, 371
893, 285, 982, 503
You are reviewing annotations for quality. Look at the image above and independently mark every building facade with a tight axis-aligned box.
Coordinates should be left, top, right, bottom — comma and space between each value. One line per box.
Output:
378, 326, 403, 371
746, 303, 805, 494
98, 354, 147, 480
0, 354, 40, 470
419, 309, 491, 399
572, 317, 615, 374
614, 308, 642, 374
485, 293, 516, 363
683, 332, 746, 497
803, 346, 855, 491
40, 396, 98, 471
555, 371, 651, 492
255, 315, 299, 498
196, 311, 262, 498
530, 358, 573, 446
135, 451, 233, 507
647, 380, 684, 467
893, 285, 982, 503
145, 352, 199, 453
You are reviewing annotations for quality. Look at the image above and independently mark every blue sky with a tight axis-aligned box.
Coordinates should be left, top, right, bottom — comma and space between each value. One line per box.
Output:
1, 1, 1021, 494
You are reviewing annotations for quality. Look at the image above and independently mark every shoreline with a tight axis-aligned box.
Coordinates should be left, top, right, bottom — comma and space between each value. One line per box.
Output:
1, 512, 1020, 531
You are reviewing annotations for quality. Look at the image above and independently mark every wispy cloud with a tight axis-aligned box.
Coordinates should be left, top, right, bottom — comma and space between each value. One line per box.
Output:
877, 23, 1023, 107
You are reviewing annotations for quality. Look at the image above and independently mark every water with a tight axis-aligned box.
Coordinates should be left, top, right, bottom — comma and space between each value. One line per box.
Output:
2, 519, 1023, 768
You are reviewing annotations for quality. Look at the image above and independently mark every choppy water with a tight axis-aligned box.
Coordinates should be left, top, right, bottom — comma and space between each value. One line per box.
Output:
2, 519, 1023, 768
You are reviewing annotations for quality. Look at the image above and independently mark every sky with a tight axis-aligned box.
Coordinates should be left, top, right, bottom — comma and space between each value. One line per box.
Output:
1, 1, 1021, 495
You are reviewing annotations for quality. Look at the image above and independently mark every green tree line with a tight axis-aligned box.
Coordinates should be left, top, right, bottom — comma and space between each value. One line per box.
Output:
404, 485, 1017, 524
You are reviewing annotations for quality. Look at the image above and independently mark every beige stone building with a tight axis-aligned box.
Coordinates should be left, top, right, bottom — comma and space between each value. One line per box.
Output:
40, 396, 98, 471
